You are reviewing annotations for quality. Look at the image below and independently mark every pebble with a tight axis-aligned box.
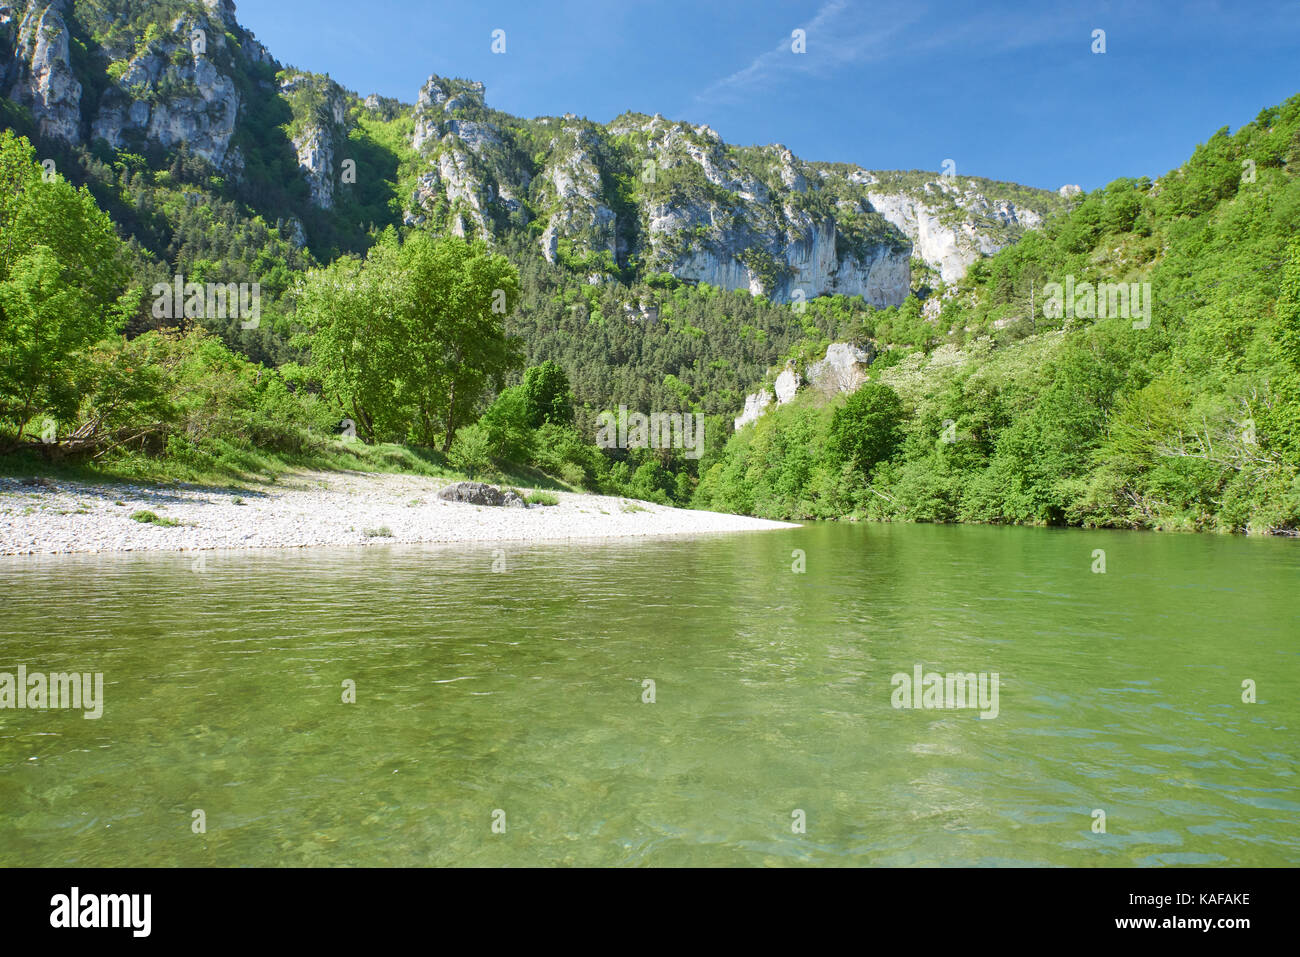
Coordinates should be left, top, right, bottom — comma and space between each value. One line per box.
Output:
0, 473, 796, 556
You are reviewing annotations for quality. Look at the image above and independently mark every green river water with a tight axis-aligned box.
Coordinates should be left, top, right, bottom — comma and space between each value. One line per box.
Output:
1, 523, 1297, 866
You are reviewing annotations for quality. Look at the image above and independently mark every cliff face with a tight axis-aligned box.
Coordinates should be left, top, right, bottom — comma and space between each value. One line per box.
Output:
605, 116, 914, 305
536, 121, 617, 271
0, 0, 1067, 298
865, 178, 1043, 284
6, 0, 81, 144
279, 71, 352, 210
406, 76, 505, 239
92, 14, 241, 169
3, 0, 267, 169
396, 91, 1062, 305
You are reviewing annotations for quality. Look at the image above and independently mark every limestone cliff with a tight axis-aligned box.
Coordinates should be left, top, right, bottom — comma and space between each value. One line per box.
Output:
91, 9, 241, 169
734, 341, 878, 430
6, 0, 81, 143
0, 0, 1067, 301
405, 75, 521, 240
279, 71, 352, 209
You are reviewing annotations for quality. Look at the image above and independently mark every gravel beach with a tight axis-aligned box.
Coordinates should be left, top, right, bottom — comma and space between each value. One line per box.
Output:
0, 472, 798, 556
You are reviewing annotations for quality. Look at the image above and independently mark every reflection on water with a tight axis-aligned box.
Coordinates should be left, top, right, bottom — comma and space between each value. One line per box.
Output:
0, 523, 1297, 866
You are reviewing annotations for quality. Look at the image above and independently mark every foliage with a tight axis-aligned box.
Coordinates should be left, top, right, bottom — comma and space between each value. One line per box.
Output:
295, 229, 522, 448
699, 93, 1300, 533
0, 130, 134, 442
447, 422, 494, 479
826, 383, 905, 475
521, 359, 575, 428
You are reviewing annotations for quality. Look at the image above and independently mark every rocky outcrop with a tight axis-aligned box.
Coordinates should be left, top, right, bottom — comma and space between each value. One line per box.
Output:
279, 72, 350, 209
394, 85, 1057, 303
282, 216, 307, 249
412, 76, 488, 150
91, 10, 240, 169
864, 180, 1042, 285
662, 212, 910, 305
405, 75, 502, 239
774, 366, 801, 403
537, 121, 617, 267
617, 116, 912, 306
436, 482, 526, 507
2, 1, 275, 169
733, 342, 876, 430
292, 122, 335, 208
807, 341, 875, 395
734, 390, 773, 430
7, 0, 82, 143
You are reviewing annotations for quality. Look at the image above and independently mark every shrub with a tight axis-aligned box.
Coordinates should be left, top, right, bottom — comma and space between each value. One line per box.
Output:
448, 423, 493, 479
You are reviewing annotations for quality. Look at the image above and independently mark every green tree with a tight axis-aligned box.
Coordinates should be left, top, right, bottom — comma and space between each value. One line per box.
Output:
393, 232, 522, 448
0, 131, 133, 442
479, 384, 535, 464
293, 250, 406, 442
448, 422, 494, 478
827, 383, 905, 475
521, 359, 574, 428
298, 230, 523, 448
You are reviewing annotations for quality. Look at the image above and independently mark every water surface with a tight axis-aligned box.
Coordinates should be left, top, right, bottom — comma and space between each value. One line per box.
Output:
1, 523, 1296, 866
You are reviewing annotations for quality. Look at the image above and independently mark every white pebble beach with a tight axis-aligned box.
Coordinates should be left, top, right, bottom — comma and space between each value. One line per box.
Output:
0, 472, 798, 556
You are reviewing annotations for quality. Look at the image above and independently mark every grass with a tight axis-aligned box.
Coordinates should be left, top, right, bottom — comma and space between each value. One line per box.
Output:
0, 436, 580, 497
130, 510, 181, 527
362, 526, 394, 538
0, 438, 462, 489
526, 491, 559, 506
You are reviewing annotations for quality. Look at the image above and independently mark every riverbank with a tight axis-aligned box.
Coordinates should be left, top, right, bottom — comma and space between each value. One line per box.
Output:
0, 472, 798, 556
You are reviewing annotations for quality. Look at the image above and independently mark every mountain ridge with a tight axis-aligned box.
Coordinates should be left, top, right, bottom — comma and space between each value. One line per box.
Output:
1, 0, 1070, 308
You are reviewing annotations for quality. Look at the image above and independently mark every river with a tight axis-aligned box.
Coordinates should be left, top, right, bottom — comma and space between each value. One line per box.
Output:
1, 523, 1296, 866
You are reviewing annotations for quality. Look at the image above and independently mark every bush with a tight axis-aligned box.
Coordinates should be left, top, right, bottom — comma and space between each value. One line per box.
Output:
448, 423, 494, 479
559, 461, 587, 488
478, 385, 535, 465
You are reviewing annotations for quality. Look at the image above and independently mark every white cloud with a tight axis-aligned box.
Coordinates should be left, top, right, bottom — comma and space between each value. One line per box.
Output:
693, 0, 922, 106
691, 1, 1116, 107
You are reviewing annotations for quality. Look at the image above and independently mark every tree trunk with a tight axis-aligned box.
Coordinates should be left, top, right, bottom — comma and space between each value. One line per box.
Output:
443, 380, 457, 452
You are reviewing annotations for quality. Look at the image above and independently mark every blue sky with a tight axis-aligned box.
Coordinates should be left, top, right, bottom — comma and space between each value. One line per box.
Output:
236, 0, 1300, 191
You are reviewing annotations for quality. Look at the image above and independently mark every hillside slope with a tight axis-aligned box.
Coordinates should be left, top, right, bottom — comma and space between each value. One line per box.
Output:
699, 94, 1300, 533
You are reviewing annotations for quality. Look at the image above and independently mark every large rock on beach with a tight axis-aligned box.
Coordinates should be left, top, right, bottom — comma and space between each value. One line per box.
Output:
436, 482, 526, 507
